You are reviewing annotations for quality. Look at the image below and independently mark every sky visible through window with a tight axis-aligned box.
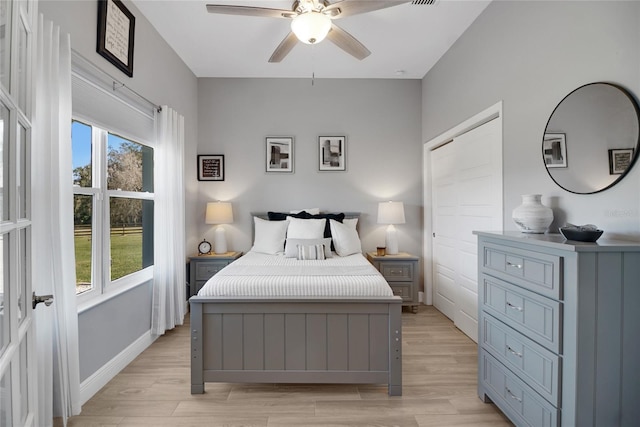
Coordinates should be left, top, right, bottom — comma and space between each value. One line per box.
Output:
72, 121, 131, 173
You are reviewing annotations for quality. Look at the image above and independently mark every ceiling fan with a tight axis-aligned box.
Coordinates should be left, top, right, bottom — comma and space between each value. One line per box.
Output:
206, 0, 410, 63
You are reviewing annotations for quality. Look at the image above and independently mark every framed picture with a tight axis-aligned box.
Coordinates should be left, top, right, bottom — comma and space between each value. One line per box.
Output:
608, 148, 634, 175
197, 154, 225, 181
543, 133, 567, 168
318, 136, 346, 171
97, 0, 135, 77
266, 137, 293, 173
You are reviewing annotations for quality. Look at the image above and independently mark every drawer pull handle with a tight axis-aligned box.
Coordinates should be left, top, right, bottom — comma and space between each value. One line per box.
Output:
506, 387, 522, 403
506, 262, 523, 269
506, 302, 523, 312
389, 269, 402, 274
507, 345, 523, 358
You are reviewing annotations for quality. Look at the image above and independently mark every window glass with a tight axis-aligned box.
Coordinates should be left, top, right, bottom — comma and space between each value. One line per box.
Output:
0, 234, 7, 356
107, 134, 153, 192
0, 1, 11, 90
110, 198, 153, 280
72, 121, 92, 188
17, 17, 27, 113
17, 123, 26, 219
17, 228, 26, 323
0, 369, 12, 427
0, 103, 8, 221
73, 194, 92, 295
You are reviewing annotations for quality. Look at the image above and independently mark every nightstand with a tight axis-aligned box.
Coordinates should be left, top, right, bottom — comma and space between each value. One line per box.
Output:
367, 252, 419, 313
188, 252, 242, 297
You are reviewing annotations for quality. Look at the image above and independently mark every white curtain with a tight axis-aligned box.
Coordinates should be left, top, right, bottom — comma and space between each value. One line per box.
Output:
32, 15, 81, 426
152, 106, 186, 335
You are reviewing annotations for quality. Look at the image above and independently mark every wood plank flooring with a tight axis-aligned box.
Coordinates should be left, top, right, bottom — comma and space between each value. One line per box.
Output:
62, 306, 513, 426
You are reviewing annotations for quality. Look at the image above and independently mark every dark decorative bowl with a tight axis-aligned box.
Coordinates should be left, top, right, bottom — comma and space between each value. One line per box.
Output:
560, 227, 604, 242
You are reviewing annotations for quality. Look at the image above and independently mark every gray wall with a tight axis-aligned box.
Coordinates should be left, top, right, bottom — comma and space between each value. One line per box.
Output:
38, 0, 198, 382
77, 283, 152, 381
196, 78, 423, 259
422, 0, 640, 239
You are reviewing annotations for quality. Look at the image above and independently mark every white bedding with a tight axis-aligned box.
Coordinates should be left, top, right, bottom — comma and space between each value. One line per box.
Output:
197, 251, 394, 297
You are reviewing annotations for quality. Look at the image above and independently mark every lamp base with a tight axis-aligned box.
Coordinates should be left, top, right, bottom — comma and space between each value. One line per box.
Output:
385, 224, 399, 255
214, 226, 228, 254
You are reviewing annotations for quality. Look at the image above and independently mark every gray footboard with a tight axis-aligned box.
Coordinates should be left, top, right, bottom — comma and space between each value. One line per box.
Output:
190, 296, 403, 396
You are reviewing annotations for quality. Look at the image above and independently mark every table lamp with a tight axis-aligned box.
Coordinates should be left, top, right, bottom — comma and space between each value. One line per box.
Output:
377, 201, 405, 255
206, 201, 233, 254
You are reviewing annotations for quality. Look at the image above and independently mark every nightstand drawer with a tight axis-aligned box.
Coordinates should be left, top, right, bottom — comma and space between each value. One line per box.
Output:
379, 262, 414, 282
195, 262, 227, 280
481, 274, 561, 353
389, 284, 411, 300
481, 242, 562, 299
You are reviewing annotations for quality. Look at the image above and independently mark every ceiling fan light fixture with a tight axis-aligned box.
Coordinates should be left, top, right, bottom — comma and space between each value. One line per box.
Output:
291, 12, 331, 45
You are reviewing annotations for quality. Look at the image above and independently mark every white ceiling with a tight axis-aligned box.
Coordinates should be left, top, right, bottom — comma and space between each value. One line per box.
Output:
132, 0, 491, 79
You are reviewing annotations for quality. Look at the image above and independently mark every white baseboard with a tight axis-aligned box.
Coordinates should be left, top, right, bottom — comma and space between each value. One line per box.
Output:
79, 330, 156, 405
419, 291, 424, 304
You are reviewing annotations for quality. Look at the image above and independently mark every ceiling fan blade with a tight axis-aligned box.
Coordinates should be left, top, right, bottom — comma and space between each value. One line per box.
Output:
269, 32, 299, 63
326, 23, 370, 60
206, 4, 295, 19
324, 1, 409, 19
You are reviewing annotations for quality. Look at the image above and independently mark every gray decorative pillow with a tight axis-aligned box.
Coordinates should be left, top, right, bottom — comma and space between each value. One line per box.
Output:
297, 244, 326, 260
285, 238, 332, 258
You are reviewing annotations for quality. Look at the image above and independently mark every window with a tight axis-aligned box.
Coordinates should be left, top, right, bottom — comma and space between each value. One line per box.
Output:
72, 120, 154, 298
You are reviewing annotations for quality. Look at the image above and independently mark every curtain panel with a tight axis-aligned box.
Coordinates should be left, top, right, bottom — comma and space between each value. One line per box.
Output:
152, 107, 186, 335
33, 15, 81, 425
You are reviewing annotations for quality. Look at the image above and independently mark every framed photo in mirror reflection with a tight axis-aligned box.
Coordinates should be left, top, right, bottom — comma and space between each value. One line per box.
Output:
543, 133, 567, 168
609, 148, 634, 175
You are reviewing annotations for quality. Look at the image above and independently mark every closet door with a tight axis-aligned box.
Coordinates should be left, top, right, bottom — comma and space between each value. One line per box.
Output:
430, 118, 502, 341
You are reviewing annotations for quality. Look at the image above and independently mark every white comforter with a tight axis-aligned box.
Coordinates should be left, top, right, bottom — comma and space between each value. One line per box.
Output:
197, 251, 394, 297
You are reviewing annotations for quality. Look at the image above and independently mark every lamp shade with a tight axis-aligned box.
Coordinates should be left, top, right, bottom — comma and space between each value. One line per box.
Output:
377, 201, 406, 225
291, 12, 331, 44
205, 202, 233, 224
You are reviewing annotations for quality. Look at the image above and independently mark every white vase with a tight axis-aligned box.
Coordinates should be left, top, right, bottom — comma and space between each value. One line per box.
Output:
512, 194, 553, 234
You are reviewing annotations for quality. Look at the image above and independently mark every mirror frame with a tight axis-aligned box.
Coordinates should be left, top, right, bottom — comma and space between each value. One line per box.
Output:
542, 82, 640, 194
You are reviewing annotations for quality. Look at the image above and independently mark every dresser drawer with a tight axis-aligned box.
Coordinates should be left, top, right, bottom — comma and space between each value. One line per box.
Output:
195, 262, 227, 280
481, 350, 558, 427
481, 242, 562, 299
379, 262, 414, 282
481, 274, 562, 353
480, 313, 560, 406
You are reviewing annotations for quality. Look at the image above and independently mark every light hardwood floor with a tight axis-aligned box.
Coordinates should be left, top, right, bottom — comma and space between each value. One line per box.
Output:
64, 306, 512, 427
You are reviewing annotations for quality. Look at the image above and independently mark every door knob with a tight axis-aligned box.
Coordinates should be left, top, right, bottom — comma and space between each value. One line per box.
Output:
32, 292, 54, 309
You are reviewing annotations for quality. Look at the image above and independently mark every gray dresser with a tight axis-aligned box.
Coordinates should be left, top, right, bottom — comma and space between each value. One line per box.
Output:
475, 231, 640, 427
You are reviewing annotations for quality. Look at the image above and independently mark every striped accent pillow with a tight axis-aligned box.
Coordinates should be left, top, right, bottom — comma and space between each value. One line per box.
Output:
296, 244, 326, 260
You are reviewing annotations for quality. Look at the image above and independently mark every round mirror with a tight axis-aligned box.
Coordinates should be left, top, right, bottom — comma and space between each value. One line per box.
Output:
542, 82, 640, 194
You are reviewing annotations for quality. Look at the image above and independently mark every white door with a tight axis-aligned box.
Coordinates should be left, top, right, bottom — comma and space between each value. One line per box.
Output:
430, 118, 502, 341
0, 0, 38, 425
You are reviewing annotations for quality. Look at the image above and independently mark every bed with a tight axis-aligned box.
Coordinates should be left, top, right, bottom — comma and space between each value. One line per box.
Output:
189, 212, 403, 396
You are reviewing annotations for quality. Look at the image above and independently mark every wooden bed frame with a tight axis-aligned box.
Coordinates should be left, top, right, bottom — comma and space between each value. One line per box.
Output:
190, 296, 402, 396
189, 212, 403, 396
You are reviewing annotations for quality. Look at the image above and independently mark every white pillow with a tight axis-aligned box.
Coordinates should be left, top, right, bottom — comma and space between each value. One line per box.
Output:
285, 238, 332, 258
286, 216, 326, 239
342, 217, 358, 229
290, 208, 320, 215
252, 217, 289, 254
329, 219, 362, 256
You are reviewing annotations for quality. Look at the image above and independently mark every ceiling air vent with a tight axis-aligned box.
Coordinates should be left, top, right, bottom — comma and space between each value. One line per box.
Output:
411, 0, 439, 5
